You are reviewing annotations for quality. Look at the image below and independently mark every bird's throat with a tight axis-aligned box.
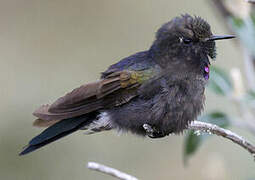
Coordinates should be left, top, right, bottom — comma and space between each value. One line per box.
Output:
204, 65, 210, 80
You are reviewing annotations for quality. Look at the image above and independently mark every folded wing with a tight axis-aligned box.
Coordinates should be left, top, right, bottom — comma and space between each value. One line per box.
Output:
33, 70, 153, 126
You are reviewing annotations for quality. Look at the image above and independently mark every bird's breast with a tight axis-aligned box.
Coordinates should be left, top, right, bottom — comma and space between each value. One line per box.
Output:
153, 77, 206, 134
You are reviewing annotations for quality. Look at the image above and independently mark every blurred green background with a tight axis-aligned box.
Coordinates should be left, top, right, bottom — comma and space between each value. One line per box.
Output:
0, 0, 254, 179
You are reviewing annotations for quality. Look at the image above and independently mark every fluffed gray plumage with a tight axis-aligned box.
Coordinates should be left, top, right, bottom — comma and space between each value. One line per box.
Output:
20, 14, 235, 155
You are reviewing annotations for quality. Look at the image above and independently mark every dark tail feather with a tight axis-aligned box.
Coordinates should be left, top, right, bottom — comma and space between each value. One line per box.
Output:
19, 113, 96, 156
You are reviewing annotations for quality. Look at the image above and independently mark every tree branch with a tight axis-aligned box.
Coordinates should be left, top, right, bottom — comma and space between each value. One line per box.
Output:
144, 121, 255, 159
188, 121, 255, 156
211, 0, 232, 18
87, 162, 139, 180
88, 121, 255, 180
245, 0, 255, 4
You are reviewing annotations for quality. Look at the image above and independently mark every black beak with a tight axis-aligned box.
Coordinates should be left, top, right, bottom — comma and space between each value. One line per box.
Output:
206, 35, 235, 41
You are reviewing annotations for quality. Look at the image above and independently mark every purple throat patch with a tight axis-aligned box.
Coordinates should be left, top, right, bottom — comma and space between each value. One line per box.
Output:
204, 65, 210, 80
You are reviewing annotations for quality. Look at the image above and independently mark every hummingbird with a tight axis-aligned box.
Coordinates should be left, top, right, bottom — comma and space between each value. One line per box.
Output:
20, 14, 235, 155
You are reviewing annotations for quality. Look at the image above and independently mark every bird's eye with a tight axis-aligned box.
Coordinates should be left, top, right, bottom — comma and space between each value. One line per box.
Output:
179, 37, 192, 44
183, 38, 192, 44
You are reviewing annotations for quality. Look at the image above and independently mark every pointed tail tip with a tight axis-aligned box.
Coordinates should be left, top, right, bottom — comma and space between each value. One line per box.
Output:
19, 145, 36, 156
19, 151, 26, 156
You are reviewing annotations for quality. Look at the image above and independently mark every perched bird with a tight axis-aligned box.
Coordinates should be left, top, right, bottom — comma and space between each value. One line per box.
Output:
20, 14, 235, 155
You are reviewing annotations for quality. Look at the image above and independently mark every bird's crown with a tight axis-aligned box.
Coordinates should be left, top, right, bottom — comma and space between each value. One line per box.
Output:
156, 14, 212, 43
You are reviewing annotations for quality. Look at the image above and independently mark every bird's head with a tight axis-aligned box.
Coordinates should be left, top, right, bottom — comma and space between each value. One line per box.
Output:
150, 14, 235, 80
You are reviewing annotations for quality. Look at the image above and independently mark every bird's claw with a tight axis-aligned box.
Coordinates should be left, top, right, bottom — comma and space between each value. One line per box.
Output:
143, 124, 154, 136
143, 124, 166, 138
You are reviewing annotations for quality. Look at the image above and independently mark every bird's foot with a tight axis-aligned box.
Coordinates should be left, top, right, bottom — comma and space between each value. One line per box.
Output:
143, 124, 166, 138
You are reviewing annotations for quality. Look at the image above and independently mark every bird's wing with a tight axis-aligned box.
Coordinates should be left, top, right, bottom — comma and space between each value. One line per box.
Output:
33, 69, 156, 125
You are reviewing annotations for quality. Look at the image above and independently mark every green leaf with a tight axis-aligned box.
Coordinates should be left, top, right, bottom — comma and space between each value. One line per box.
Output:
243, 90, 255, 108
250, 11, 255, 25
183, 130, 204, 164
183, 111, 230, 164
246, 90, 255, 98
199, 111, 230, 128
208, 66, 233, 96
231, 16, 244, 28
